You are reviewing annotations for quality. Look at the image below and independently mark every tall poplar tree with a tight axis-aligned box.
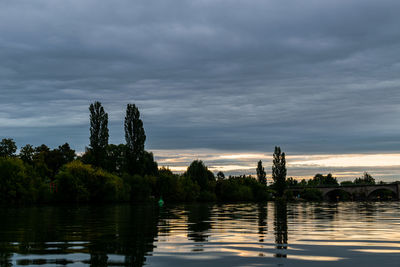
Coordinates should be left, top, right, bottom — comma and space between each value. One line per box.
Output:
124, 103, 146, 174
272, 146, 287, 197
256, 160, 267, 185
89, 101, 109, 167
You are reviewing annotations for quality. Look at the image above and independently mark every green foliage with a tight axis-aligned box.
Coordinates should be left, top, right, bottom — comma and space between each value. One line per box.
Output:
0, 138, 17, 157
215, 175, 271, 202
19, 144, 35, 164
216, 178, 252, 201
217, 171, 225, 180
89, 101, 109, 167
185, 160, 215, 191
0, 157, 49, 203
286, 177, 298, 187
44, 143, 76, 178
140, 151, 158, 176
178, 175, 201, 201
283, 190, 294, 201
22, 143, 76, 180
256, 160, 266, 185
103, 144, 157, 177
104, 144, 126, 174
155, 167, 179, 200
272, 146, 287, 197
298, 179, 307, 186
300, 188, 323, 201
153, 168, 201, 202
354, 172, 375, 185
122, 174, 154, 202
58, 143, 76, 163
55, 161, 127, 203
308, 173, 338, 186
8, 101, 393, 204
124, 103, 146, 175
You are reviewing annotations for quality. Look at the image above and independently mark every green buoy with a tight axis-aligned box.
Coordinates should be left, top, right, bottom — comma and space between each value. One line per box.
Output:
158, 197, 164, 207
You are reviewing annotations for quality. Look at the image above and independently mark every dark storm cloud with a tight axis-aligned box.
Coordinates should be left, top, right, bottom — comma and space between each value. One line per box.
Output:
1, 0, 400, 154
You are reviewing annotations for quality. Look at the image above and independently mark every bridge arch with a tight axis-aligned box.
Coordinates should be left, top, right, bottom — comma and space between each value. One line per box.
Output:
324, 189, 352, 201
367, 187, 397, 200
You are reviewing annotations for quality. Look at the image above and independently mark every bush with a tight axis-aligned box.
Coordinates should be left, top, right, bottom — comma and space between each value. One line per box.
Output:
216, 176, 271, 202
155, 168, 179, 201
0, 157, 48, 203
301, 188, 323, 201
185, 160, 215, 191
178, 176, 200, 201
123, 174, 154, 202
55, 161, 127, 202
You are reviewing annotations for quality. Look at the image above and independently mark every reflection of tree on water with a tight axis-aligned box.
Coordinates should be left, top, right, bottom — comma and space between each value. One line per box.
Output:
313, 203, 339, 225
0, 205, 159, 267
258, 204, 268, 243
87, 205, 159, 267
0, 244, 12, 267
186, 204, 212, 249
274, 201, 288, 258
358, 201, 377, 222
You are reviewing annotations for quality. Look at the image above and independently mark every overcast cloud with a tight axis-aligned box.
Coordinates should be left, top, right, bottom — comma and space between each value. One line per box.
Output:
1, 0, 400, 178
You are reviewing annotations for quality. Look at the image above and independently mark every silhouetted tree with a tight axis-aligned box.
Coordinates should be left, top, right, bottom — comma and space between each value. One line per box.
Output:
19, 144, 35, 164
256, 160, 266, 185
354, 172, 375, 185
286, 177, 298, 187
0, 157, 48, 203
105, 144, 126, 174
308, 173, 338, 186
124, 104, 146, 174
217, 171, 225, 180
45, 143, 76, 178
58, 143, 76, 163
298, 179, 307, 187
35, 144, 50, 154
186, 160, 215, 191
31, 144, 51, 178
24, 143, 76, 179
141, 151, 158, 176
272, 146, 287, 197
89, 101, 109, 167
0, 138, 17, 157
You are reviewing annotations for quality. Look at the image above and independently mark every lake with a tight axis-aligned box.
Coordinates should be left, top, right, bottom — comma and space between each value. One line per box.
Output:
1, 202, 400, 266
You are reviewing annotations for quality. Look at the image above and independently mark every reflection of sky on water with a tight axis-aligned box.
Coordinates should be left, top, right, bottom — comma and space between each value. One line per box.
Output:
150, 202, 400, 266
2, 202, 400, 266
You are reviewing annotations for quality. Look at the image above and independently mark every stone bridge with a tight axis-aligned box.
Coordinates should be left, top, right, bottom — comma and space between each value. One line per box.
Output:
289, 183, 400, 200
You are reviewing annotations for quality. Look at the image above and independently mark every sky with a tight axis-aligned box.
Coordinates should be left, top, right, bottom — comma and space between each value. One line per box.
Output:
1, 0, 400, 181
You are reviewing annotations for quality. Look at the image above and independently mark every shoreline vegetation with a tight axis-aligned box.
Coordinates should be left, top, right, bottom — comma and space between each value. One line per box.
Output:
0, 102, 398, 204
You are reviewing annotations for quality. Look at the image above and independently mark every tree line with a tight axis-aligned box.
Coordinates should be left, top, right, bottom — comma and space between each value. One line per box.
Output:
0, 101, 386, 204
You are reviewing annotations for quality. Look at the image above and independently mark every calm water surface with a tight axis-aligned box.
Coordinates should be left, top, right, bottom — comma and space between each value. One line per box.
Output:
1, 202, 400, 266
